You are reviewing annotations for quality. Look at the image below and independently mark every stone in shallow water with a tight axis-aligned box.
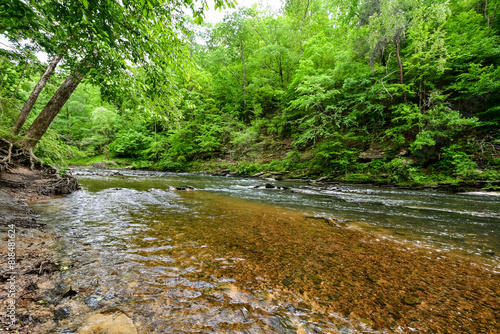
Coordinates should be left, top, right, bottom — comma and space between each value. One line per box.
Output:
359, 317, 374, 327
403, 295, 422, 305
77, 312, 138, 334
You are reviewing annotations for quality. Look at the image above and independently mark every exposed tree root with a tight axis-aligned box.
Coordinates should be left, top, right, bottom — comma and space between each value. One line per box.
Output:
28, 148, 41, 170
0, 140, 80, 200
0, 138, 13, 170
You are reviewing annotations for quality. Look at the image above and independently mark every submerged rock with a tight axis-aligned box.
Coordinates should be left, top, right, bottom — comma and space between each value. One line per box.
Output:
403, 295, 422, 305
54, 306, 71, 322
77, 312, 138, 334
359, 317, 374, 327
169, 186, 196, 191
84, 295, 103, 310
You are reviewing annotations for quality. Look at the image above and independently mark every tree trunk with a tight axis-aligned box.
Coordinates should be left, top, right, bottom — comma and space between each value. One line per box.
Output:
278, 57, 284, 89
12, 54, 63, 135
20, 71, 83, 150
241, 41, 247, 110
394, 38, 407, 101
484, 0, 498, 27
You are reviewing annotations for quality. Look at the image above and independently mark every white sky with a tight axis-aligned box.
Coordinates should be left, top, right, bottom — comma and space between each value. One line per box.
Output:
203, 0, 282, 23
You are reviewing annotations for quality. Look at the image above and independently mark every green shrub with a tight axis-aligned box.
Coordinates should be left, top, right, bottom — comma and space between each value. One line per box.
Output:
34, 129, 82, 165
344, 173, 372, 183
266, 160, 284, 172
439, 145, 477, 177
158, 157, 186, 171
235, 161, 261, 175
109, 127, 153, 158
131, 160, 153, 170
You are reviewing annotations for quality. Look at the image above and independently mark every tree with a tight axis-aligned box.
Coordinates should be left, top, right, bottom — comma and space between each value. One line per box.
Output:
2, 0, 236, 160
212, 8, 255, 115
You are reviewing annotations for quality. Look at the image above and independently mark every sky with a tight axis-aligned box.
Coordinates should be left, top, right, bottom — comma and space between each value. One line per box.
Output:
203, 0, 282, 23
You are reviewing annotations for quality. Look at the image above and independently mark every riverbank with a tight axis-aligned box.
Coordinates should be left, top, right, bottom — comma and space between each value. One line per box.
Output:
0, 190, 64, 333
0, 163, 80, 333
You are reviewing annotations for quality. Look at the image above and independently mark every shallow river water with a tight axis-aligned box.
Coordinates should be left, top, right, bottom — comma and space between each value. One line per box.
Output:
32, 169, 500, 333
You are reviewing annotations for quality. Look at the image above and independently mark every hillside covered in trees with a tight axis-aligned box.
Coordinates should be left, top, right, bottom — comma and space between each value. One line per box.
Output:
2, 0, 500, 188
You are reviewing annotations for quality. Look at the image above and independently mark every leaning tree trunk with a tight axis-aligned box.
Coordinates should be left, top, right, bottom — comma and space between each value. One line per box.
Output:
12, 54, 63, 135
20, 71, 83, 151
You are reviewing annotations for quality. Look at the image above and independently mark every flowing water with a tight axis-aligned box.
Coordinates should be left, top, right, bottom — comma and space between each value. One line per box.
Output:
32, 169, 500, 333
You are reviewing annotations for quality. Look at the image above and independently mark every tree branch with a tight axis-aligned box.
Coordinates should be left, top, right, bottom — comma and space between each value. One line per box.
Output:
372, 70, 398, 100
484, 0, 498, 26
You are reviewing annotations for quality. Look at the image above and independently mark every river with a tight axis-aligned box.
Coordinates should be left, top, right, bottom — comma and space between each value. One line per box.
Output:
31, 169, 500, 333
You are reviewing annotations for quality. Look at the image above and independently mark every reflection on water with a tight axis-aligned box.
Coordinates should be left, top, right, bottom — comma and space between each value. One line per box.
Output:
32, 169, 500, 333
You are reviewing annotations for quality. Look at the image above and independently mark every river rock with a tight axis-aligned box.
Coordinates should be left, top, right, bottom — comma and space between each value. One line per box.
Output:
252, 172, 265, 177
169, 186, 196, 191
359, 318, 374, 327
92, 162, 108, 168
265, 183, 275, 189
359, 148, 386, 160
84, 295, 103, 310
397, 148, 409, 157
54, 306, 71, 322
403, 294, 422, 305
77, 312, 138, 334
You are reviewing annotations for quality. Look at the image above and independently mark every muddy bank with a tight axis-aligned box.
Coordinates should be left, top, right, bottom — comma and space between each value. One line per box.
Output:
0, 190, 62, 333
0, 164, 80, 333
0, 165, 80, 202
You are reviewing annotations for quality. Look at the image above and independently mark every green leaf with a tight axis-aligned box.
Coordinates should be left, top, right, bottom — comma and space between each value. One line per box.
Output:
194, 16, 203, 25
81, 0, 89, 9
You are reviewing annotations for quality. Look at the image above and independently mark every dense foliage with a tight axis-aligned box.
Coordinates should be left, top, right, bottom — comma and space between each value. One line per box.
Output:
2, 0, 500, 187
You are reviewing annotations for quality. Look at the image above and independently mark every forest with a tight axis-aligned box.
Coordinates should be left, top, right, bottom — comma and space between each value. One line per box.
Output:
1, 0, 500, 188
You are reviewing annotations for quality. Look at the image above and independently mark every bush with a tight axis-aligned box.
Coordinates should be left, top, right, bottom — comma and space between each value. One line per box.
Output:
131, 160, 153, 170
344, 173, 373, 183
158, 157, 186, 171
109, 127, 153, 158
235, 161, 261, 175
439, 145, 477, 177
34, 129, 83, 165
266, 160, 285, 172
